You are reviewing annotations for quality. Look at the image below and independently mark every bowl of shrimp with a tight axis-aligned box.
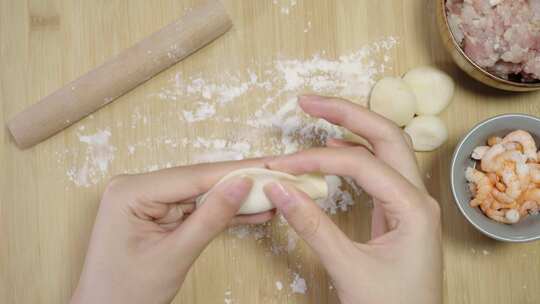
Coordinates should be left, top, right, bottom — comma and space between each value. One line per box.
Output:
451, 114, 540, 242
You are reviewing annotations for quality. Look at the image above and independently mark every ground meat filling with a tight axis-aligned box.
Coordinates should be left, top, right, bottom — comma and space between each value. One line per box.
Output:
446, 0, 540, 82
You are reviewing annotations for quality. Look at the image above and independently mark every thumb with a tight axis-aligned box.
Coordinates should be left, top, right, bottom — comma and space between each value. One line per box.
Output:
169, 177, 252, 262
263, 182, 354, 268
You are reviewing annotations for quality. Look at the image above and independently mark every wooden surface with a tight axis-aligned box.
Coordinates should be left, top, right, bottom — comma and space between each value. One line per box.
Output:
1, 1, 539, 303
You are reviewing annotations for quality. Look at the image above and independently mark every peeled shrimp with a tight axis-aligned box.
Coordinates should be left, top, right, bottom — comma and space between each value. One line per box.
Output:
503, 142, 523, 152
490, 200, 517, 210
466, 167, 493, 207
487, 136, 502, 146
522, 188, 540, 203
491, 160, 531, 206
472, 146, 490, 160
502, 130, 537, 162
485, 208, 520, 224
491, 189, 515, 204
479, 196, 494, 213
495, 182, 506, 192
468, 182, 477, 197
499, 162, 522, 200
528, 163, 540, 184
504, 209, 521, 224
513, 161, 531, 192
486, 172, 498, 184
480, 144, 506, 172
480, 197, 520, 224
485, 208, 504, 221
482, 149, 527, 174
520, 201, 539, 216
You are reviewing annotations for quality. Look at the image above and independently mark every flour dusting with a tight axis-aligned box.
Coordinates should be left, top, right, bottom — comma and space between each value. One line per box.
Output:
182, 102, 216, 122
318, 176, 362, 214
150, 37, 397, 159
66, 130, 116, 187
58, 38, 397, 206
157, 38, 397, 110
224, 290, 233, 304
273, 0, 298, 15
290, 273, 307, 294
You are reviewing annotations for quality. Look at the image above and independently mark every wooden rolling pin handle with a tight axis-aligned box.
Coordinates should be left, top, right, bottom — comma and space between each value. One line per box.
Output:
7, 0, 232, 149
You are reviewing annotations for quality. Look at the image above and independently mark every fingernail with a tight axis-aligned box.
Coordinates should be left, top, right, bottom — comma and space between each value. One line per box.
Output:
264, 182, 294, 209
223, 177, 253, 203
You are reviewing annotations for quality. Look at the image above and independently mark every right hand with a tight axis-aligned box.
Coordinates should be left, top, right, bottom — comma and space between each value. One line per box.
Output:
263, 95, 442, 304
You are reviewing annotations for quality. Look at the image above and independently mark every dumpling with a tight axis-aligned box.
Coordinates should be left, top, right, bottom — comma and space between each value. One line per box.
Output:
197, 168, 328, 215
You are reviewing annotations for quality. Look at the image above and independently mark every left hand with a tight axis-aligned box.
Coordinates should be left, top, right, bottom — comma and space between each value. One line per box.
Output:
70, 159, 274, 304
263, 95, 442, 304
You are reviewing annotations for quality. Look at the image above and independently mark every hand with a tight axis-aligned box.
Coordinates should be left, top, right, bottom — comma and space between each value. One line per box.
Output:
263, 95, 442, 304
70, 160, 274, 304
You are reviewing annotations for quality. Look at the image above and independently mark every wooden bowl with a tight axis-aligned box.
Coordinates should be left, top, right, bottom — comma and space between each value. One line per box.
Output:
436, 0, 540, 92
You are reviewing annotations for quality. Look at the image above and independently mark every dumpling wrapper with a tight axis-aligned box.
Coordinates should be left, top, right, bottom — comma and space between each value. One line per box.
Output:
403, 66, 455, 116
196, 168, 328, 215
369, 77, 418, 127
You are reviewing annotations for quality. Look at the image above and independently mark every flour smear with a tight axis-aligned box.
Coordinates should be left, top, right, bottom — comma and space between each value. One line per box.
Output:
65, 130, 116, 187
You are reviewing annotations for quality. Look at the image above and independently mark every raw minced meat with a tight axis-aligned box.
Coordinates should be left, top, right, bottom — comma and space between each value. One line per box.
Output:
446, 0, 540, 82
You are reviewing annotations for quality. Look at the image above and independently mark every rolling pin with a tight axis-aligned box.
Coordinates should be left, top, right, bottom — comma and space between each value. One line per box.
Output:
7, 0, 232, 149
